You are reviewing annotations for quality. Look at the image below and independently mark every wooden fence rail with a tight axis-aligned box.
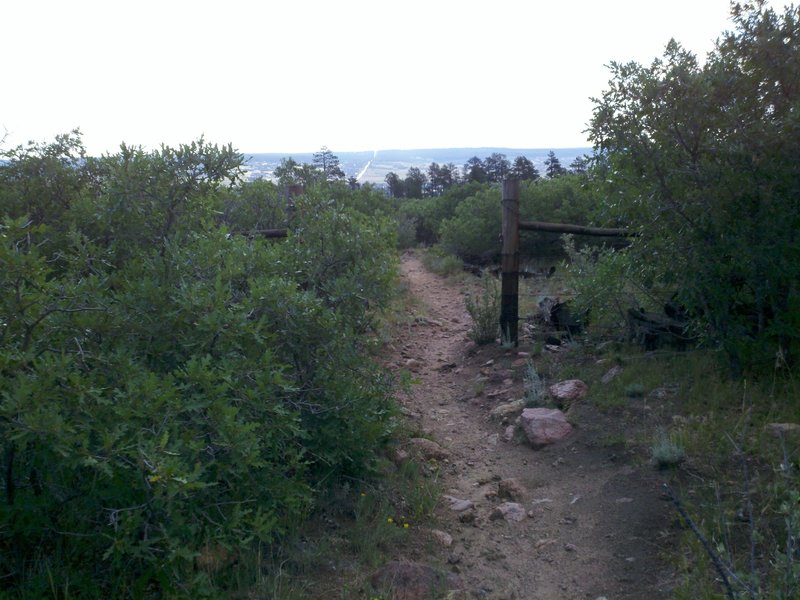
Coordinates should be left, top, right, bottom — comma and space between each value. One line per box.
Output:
499, 178, 636, 346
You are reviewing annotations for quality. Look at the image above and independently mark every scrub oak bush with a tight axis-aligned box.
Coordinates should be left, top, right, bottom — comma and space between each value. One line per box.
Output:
0, 135, 399, 597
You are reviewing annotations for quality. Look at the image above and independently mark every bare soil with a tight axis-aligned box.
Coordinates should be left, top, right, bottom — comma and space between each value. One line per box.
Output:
383, 253, 679, 600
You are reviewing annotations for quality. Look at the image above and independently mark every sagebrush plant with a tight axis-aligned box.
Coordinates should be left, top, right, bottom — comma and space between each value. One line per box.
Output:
465, 275, 500, 344
650, 428, 685, 468
523, 360, 548, 407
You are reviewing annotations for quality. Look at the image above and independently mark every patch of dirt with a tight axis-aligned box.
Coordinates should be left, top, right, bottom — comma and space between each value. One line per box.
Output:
383, 253, 679, 599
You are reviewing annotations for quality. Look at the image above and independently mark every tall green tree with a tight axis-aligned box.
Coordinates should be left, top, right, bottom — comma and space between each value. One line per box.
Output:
511, 155, 540, 181
312, 146, 346, 181
463, 156, 488, 183
544, 151, 567, 178
427, 161, 459, 195
404, 166, 427, 199
484, 152, 511, 182
385, 171, 405, 197
568, 155, 589, 175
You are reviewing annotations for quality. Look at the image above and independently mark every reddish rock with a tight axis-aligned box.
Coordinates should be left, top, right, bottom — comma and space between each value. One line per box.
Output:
548, 379, 588, 408
520, 408, 573, 449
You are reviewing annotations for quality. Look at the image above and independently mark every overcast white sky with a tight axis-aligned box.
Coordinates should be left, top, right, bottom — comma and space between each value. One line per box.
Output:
0, 0, 778, 155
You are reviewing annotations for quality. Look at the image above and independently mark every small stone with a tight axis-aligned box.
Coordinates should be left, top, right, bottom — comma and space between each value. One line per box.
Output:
458, 511, 477, 524
489, 502, 527, 522
564, 543, 577, 552
407, 438, 450, 460
490, 399, 525, 421
497, 478, 526, 501
502, 425, 517, 442
405, 358, 422, 371
548, 380, 588, 408
444, 495, 474, 512
429, 529, 453, 547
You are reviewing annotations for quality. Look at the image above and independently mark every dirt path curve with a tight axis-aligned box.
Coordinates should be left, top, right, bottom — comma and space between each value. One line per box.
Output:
389, 253, 676, 600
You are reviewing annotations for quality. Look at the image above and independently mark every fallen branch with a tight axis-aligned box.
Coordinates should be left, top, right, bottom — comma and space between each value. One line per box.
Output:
663, 483, 739, 600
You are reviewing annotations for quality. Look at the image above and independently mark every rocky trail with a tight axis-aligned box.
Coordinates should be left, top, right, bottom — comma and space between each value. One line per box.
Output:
378, 253, 679, 600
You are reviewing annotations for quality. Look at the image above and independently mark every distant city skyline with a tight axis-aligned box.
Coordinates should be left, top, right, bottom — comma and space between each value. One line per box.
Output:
2, 0, 784, 156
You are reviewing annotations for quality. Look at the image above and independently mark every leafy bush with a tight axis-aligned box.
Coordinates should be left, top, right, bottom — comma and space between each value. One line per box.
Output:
439, 187, 502, 262
397, 182, 487, 246
0, 137, 399, 596
588, 3, 800, 371
437, 175, 598, 262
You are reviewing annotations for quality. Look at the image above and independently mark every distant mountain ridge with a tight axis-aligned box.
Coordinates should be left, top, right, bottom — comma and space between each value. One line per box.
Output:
243, 147, 592, 185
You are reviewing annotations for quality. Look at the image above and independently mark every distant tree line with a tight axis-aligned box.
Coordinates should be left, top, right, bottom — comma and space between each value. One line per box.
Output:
384, 151, 589, 198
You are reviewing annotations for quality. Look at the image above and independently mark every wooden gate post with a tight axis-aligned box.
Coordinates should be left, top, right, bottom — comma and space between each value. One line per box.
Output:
500, 179, 520, 346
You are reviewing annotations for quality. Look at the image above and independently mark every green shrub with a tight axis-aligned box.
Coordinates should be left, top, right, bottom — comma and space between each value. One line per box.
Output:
439, 187, 501, 262
465, 276, 500, 344
0, 139, 400, 597
588, 3, 800, 372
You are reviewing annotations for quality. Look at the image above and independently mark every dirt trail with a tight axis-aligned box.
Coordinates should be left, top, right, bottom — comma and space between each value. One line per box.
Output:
388, 253, 676, 600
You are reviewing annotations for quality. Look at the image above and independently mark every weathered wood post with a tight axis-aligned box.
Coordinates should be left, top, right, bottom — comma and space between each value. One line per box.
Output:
500, 178, 520, 346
